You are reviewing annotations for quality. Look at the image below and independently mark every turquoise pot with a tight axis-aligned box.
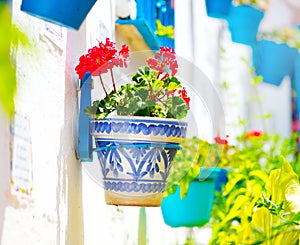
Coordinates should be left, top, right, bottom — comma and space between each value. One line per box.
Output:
20, 0, 96, 30
161, 167, 227, 227
253, 40, 298, 86
205, 0, 232, 19
292, 55, 300, 115
228, 5, 264, 45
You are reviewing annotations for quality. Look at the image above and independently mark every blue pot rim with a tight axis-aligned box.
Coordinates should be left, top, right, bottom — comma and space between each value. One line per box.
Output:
91, 115, 188, 126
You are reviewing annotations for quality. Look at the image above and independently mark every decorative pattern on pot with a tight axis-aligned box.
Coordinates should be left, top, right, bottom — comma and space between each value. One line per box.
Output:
205, 0, 232, 19
91, 116, 188, 207
227, 5, 264, 45
253, 40, 298, 86
161, 167, 225, 227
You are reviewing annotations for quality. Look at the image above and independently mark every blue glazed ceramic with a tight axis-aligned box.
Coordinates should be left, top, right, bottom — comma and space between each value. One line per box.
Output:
91, 116, 188, 206
228, 5, 264, 45
252, 40, 298, 86
20, 0, 96, 30
205, 0, 232, 19
161, 167, 227, 227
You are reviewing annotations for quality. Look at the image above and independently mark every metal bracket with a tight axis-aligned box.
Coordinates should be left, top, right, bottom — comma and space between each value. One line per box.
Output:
78, 72, 93, 162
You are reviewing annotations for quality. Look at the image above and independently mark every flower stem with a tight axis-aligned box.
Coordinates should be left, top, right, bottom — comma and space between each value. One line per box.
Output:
99, 73, 110, 100
110, 68, 117, 92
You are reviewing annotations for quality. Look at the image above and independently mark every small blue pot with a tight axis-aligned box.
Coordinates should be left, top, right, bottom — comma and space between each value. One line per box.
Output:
253, 40, 298, 86
91, 116, 188, 207
205, 0, 232, 19
161, 167, 228, 227
292, 55, 300, 115
20, 0, 96, 30
228, 5, 264, 45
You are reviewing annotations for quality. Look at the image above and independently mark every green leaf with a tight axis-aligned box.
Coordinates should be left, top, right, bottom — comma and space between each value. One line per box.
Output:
166, 96, 188, 119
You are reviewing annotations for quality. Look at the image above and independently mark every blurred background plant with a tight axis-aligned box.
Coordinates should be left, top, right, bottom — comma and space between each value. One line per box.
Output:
0, 1, 30, 118
258, 27, 300, 51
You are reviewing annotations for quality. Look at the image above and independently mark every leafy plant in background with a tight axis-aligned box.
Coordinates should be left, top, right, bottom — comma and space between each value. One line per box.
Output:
234, 0, 269, 11
0, 2, 29, 117
164, 136, 224, 199
258, 27, 300, 51
209, 131, 300, 245
75, 38, 190, 119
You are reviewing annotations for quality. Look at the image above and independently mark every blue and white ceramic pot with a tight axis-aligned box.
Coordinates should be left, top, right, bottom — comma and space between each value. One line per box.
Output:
91, 116, 188, 206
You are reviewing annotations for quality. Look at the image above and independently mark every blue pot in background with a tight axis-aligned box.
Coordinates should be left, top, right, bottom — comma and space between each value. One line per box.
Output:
205, 0, 232, 19
291, 55, 300, 116
161, 167, 228, 227
253, 40, 298, 86
20, 0, 96, 30
227, 5, 264, 45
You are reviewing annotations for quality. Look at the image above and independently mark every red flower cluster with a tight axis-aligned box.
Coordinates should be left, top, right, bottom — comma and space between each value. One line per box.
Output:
146, 47, 178, 76
178, 88, 190, 109
214, 135, 229, 146
245, 130, 263, 139
75, 38, 129, 80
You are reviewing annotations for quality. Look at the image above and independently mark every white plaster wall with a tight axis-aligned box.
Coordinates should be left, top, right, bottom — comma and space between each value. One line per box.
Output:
0, 0, 84, 244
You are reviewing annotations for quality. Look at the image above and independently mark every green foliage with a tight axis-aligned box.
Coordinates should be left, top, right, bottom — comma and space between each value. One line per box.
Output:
209, 131, 300, 245
164, 137, 223, 199
85, 66, 189, 119
0, 3, 30, 118
259, 27, 300, 51
234, 0, 269, 11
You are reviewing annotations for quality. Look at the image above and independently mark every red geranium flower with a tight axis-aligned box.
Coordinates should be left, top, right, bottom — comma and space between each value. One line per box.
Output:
214, 135, 229, 146
245, 130, 263, 139
75, 38, 129, 78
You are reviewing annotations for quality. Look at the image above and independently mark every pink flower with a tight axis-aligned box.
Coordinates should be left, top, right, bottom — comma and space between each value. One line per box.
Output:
146, 47, 178, 76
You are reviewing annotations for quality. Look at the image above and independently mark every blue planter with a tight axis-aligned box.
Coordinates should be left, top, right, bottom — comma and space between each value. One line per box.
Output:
253, 40, 298, 86
161, 167, 228, 227
91, 116, 188, 207
20, 0, 96, 30
292, 55, 300, 115
205, 0, 232, 19
228, 5, 264, 45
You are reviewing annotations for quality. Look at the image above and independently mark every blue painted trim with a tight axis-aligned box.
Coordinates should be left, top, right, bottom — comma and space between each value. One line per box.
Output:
78, 72, 93, 161
116, 18, 161, 51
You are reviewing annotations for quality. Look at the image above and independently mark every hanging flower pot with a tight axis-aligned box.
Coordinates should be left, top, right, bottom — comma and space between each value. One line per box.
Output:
205, 0, 232, 19
292, 54, 300, 115
91, 116, 187, 206
252, 40, 298, 86
160, 167, 226, 227
75, 38, 191, 206
20, 0, 96, 30
227, 5, 264, 45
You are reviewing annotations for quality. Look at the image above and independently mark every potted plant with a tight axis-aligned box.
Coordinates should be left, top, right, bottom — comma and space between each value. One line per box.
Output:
161, 137, 228, 227
227, 0, 268, 45
253, 27, 300, 86
75, 38, 190, 206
